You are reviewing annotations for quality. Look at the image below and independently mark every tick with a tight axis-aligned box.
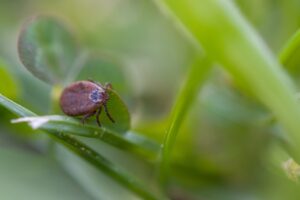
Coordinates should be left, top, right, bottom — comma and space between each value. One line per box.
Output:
59, 80, 115, 127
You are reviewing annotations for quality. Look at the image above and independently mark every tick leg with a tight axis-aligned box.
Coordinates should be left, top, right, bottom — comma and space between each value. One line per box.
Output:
95, 107, 102, 127
104, 103, 115, 123
104, 82, 112, 90
87, 79, 104, 88
81, 111, 96, 125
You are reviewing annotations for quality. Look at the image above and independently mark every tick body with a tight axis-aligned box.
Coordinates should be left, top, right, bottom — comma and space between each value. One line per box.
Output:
60, 80, 115, 127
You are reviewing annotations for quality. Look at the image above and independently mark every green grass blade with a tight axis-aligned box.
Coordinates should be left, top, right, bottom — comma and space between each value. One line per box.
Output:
0, 93, 36, 117
0, 93, 163, 200
12, 115, 159, 160
159, 56, 212, 183
160, 0, 300, 162
1, 93, 159, 160
279, 29, 300, 74
279, 28, 300, 87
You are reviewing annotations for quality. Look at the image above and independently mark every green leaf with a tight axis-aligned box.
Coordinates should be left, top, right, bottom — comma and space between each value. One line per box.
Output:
100, 89, 130, 133
0, 93, 163, 200
0, 147, 94, 200
279, 29, 300, 78
18, 16, 78, 84
160, 0, 300, 162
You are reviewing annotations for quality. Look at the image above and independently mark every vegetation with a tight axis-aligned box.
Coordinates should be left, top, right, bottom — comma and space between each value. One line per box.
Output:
1, 0, 300, 199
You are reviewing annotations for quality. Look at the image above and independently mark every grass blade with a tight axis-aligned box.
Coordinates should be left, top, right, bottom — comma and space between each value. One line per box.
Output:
12, 115, 159, 160
0, 93, 163, 200
0, 94, 36, 117
279, 29, 300, 74
159, 56, 212, 183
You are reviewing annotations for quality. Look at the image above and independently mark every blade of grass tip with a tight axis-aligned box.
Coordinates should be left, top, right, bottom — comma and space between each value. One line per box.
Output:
279, 29, 300, 68
0, 93, 164, 200
159, 56, 212, 184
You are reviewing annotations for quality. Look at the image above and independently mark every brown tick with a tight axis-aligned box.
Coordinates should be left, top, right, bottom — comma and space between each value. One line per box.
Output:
59, 80, 115, 127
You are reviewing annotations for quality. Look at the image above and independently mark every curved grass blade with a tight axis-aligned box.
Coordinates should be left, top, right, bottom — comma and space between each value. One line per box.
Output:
159, 56, 212, 184
0, 93, 36, 117
12, 115, 159, 160
0, 93, 163, 200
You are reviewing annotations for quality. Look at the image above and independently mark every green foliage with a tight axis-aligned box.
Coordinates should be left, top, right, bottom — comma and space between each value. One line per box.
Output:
5, 16, 161, 200
1, 0, 300, 199
0, 93, 162, 200
161, 0, 300, 162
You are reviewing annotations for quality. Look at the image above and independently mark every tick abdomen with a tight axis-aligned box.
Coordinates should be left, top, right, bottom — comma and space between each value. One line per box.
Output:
60, 80, 114, 127
60, 81, 103, 116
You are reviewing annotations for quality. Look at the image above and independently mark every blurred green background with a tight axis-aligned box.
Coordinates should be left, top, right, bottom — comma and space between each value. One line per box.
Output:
1, 0, 300, 199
